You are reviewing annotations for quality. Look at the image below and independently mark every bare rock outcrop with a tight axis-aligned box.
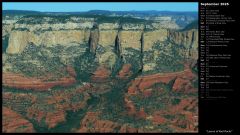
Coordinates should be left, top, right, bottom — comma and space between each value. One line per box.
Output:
7, 30, 90, 54
168, 29, 198, 59
2, 72, 76, 91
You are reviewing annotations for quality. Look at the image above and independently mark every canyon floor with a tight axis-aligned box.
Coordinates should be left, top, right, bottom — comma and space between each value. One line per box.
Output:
2, 61, 198, 133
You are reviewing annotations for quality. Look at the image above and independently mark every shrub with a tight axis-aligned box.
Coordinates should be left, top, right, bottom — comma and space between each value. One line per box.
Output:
73, 51, 98, 81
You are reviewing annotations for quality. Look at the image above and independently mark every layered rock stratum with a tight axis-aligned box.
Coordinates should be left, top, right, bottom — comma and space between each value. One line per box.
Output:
6, 24, 198, 61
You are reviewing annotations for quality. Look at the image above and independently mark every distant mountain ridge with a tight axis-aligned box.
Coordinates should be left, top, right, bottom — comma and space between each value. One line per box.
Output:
3, 10, 198, 28
3, 9, 197, 16
2, 10, 42, 15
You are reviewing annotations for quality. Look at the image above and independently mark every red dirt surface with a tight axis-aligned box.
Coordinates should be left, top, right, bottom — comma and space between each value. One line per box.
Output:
24, 83, 91, 128
91, 66, 111, 82
77, 112, 119, 133
143, 89, 152, 98
137, 108, 147, 119
151, 97, 198, 132
2, 72, 76, 91
124, 97, 137, 116
124, 64, 198, 133
2, 107, 35, 133
45, 111, 66, 129
2, 62, 198, 133
172, 77, 189, 91
127, 66, 196, 95
76, 111, 141, 133
152, 112, 167, 125
119, 124, 138, 133
117, 64, 133, 79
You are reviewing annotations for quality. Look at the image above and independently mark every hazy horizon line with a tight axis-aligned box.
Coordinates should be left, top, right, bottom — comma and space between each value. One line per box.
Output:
3, 2, 198, 12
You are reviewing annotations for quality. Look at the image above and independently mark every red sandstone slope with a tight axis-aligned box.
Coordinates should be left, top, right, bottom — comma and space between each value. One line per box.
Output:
123, 65, 198, 133
127, 67, 196, 95
117, 64, 133, 79
2, 107, 35, 133
91, 66, 111, 82
2, 72, 76, 91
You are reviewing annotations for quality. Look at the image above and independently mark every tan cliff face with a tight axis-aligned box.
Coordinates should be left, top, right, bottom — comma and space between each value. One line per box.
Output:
143, 29, 168, 51
168, 29, 198, 59
7, 29, 144, 54
98, 30, 118, 47
7, 31, 32, 54
6, 23, 198, 61
7, 30, 90, 54
118, 30, 143, 52
168, 29, 198, 48
40, 30, 90, 47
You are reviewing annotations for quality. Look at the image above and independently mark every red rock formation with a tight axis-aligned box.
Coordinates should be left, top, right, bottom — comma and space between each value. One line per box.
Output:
137, 108, 147, 119
3, 92, 37, 104
172, 77, 189, 91
152, 111, 167, 125
94, 120, 119, 132
22, 84, 91, 129
26, 108, 45, 123
45, 111, 66, 129
117, 64, 133, 79
143, 89, 152, 98
127, 80, 140, 95
170, 116, 197, 133
2, 61, 198, 133
77, 112, 120, 133
119, 124, 138, 133
75, 83, 93, 93
2, 72, 76, 91
127, 66, 196, 95
170, 98, 197, 113
127, 74, 175, 95
2, 107, 35, 133
124, 97, 137, 116
123, 64, 198, 133
91, 66, 111, 82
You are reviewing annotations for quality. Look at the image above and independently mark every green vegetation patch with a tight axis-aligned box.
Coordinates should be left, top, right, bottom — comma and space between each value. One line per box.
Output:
73, 51, 98, 82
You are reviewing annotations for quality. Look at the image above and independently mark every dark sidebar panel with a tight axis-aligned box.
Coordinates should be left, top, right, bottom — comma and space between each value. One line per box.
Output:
199, 0, 238, 134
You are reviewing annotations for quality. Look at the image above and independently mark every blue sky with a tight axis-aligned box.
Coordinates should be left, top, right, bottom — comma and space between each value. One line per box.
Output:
3, 2, 198, 12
